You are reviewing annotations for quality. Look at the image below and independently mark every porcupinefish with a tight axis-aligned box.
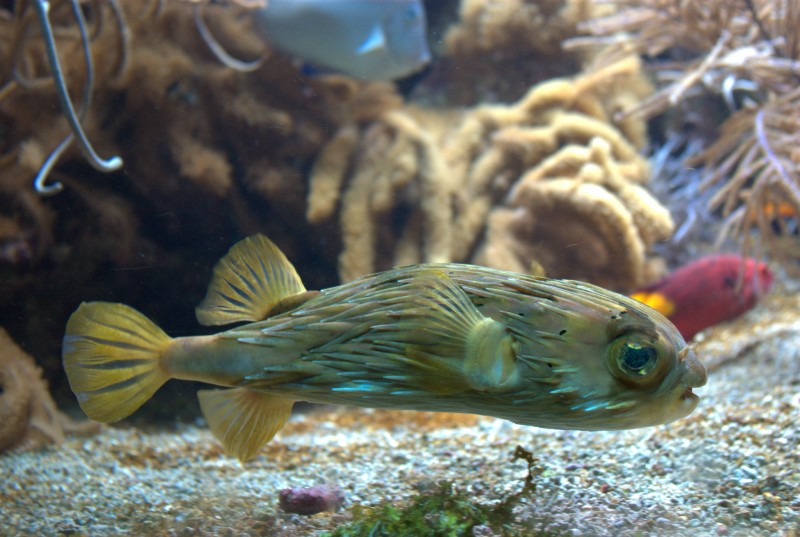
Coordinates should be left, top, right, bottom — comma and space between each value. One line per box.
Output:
63, 235, 707, 462
631, 255, 774, 340
254, 0, 431, 81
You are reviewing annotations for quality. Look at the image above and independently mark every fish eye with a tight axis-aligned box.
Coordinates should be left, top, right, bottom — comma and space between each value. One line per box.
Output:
620, 342, 656, 374
607, 336, 665, 386
723, 274, 737, 289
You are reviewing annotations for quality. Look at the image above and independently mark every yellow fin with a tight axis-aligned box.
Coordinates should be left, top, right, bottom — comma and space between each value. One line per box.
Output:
267, 290, 321, 317
196, 234, 307, 326
62, 302, 172, 423
197, 387, 294, 462
400, 269, 510, 394
630, 291, 676, 317
528, 259, 547, 278
464, 318, 520, 392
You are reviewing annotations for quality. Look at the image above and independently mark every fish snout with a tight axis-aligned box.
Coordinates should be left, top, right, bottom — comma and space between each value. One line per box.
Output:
682, 347, 707, 388
677, 346, 707, 409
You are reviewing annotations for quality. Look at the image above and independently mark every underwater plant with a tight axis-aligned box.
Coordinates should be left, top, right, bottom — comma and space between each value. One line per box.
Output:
325, 446, 546, 537
573, 0, 800, 260
326, 481, 494, 537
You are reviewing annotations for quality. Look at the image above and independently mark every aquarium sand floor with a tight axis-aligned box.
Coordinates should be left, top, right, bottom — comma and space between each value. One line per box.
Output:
2, 294, 800, 536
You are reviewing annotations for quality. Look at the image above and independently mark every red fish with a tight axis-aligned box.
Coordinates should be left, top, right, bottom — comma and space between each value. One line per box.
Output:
631, 255, 774, 340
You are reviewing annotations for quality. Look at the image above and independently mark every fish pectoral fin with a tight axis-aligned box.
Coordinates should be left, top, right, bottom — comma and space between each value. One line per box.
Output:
398, 269, 518, 394
196, 234, 307, 326
400, 348, 472, 395
356, 24, 386, 55
197, 387, 294, 462
464, 318, 521, 392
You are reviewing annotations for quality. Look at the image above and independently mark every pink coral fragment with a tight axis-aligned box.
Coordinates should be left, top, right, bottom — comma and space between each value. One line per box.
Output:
278, 484, 345, 515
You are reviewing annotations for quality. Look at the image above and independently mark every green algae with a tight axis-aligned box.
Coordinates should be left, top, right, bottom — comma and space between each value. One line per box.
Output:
326, 481, 489, 537
327, 446, 547, 537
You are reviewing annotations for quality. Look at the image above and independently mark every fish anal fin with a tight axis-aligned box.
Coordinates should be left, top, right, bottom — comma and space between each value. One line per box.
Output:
196, 234, 307, 326
197, 387, 293, 462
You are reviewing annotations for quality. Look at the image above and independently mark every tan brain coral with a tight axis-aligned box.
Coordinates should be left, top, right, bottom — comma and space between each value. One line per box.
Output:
308, 55, 673, 289
476, 137, 673, 288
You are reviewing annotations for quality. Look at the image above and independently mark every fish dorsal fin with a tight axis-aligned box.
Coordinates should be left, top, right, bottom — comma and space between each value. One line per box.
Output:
356, 24, 386, 55
196, 234, 307, 326
401, 269, 520, 394
197, 387, 294, 462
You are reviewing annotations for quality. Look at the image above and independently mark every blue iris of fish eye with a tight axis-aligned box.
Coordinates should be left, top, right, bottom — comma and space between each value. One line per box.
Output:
621, 342, 657, 373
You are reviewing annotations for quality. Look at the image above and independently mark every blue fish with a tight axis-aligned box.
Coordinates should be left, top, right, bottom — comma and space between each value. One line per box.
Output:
254, 0, 431, 81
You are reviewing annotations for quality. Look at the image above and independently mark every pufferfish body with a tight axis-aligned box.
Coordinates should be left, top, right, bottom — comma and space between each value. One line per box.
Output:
63, 235, 707, 461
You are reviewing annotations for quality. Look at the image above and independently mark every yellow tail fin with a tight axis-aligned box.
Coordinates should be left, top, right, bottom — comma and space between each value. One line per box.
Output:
62, 302, 172, 423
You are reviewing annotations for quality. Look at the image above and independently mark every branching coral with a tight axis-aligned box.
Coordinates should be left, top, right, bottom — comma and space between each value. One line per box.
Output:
574, 0, 800, 259
309, 105, 455, 281
0, 328, 98, 453
308, 54, 671, 288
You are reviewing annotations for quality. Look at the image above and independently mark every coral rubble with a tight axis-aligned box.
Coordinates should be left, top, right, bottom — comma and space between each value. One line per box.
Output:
278, 484, 345, 516
0, 328, 98, 453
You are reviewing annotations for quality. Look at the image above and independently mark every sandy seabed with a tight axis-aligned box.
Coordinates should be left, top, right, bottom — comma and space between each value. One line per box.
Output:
2, 294, 800, 536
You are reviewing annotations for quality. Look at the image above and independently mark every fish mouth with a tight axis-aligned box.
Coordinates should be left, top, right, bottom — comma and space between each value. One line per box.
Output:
681, 386, 698, 402
670, 347, 705, 420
